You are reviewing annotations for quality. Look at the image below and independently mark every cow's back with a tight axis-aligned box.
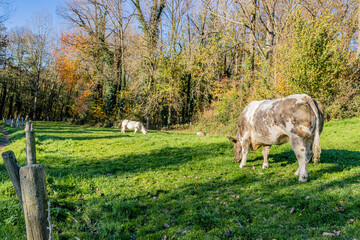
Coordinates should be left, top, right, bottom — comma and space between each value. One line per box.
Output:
240, 94, 318, 147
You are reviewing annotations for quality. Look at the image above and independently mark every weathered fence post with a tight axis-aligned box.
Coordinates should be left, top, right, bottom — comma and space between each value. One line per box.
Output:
2, 151, 23, 208
25, 121, 36, 165
21, 117, 24, 129
2, 119, 51, 239
11, 118, 14, 127
17, 118, 21, 129
20, 165, 50, 240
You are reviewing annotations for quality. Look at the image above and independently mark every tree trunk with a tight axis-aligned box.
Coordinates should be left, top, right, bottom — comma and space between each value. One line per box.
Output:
0, 82, 7, 119
357, 0, 360, 56
265, 0, 276, 62
249, 0, 257, 73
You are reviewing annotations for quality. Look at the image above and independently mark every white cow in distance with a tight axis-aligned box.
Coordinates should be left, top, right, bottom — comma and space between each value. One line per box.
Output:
121, 120, 147, 135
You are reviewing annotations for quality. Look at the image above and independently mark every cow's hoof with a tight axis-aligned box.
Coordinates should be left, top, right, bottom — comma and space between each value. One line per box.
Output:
239, 164, 246, 168
262, 164, 269, 169
298, 176, 308, 182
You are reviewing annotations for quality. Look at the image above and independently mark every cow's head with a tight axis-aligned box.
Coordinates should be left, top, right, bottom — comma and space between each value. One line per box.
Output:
141, 124, 147, 135
227, 136, 242, 162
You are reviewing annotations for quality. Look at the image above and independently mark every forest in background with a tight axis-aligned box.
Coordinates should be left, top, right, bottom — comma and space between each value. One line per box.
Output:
0, 0, 359, 134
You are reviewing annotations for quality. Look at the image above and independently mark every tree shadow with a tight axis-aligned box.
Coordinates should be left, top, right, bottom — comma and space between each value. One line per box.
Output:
77, 169, 360, 239
44, 142, 230, 179
37, 134, 132, 142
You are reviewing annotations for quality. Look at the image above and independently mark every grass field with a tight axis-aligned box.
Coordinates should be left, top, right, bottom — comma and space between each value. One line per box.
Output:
1, 118, 360, 239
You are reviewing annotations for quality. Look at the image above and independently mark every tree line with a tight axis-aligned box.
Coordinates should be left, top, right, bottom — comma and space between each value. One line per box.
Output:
0, 0, 359, 132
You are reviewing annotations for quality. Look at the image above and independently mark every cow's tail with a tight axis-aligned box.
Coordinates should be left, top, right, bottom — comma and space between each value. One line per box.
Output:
307, 97, 321, 164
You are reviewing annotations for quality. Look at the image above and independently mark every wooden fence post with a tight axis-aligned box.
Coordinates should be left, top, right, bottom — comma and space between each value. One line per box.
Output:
11, 118, 14, 127
20, 165, 50, 240
2, 151, 23, 208
25, 121, 36, 165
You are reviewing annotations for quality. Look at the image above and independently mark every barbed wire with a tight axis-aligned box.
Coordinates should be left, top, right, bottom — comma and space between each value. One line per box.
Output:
47, 200, 52, 240
16, 147, 26, 168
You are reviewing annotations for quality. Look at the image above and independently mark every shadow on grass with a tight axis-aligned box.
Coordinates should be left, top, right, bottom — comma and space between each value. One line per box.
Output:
250, 147, 360, 167
37, 134, 132, 141
73, 168, 360, 239
44, 141, 230, 178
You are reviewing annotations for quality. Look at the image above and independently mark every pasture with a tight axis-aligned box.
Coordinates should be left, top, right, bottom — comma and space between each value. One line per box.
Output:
1, 118, 360, 239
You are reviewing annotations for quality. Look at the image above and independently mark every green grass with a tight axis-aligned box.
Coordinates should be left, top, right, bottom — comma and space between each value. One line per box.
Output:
1, 118, 360, 239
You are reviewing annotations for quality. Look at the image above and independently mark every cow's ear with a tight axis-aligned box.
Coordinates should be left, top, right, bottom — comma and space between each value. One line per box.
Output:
227, 136, 238, 143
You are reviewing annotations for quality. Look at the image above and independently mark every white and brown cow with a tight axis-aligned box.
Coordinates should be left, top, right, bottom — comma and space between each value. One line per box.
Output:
227, 94, 324, 182
121, 120, 147, 135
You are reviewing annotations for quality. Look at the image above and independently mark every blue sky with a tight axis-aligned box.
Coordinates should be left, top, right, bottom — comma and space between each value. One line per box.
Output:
5, 0, 65, 30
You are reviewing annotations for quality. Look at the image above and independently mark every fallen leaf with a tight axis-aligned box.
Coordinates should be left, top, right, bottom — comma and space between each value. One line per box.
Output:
163, 235, 168, 240
305, 196, 311, 200
348, 219, 355, 224
164, 223, 170, 228
252, 166, 255, 170
323, 232, 335, 236
290, 208, 295, 214
339, 207, 344, 212
340, 200, 344, 205
333, 230, 341, 236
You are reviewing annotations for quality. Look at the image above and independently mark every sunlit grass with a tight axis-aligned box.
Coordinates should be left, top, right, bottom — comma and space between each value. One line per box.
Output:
1, 118, 360, 239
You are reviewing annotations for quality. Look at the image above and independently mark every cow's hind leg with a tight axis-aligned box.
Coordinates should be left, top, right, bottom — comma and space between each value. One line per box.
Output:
121, 126, 126, 133
291, 137, 312, 182
262, 146, 271, 169
134, 127, 138, 134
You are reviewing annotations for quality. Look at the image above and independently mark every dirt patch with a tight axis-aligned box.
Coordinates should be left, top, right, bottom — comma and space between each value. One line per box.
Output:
0, 126, 9, 153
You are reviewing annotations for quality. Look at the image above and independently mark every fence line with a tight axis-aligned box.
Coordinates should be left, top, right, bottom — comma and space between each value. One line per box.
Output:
2, 119, 52, 240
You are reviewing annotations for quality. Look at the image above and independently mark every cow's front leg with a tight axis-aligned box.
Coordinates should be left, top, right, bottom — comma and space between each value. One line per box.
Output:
134, 128, 138, 134
239, 141, 250, 168
262, 145, 271, 169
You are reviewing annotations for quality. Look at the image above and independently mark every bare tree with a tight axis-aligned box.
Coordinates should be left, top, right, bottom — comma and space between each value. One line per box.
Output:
26, 12, 52, 120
